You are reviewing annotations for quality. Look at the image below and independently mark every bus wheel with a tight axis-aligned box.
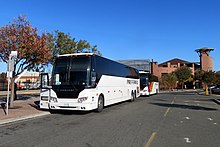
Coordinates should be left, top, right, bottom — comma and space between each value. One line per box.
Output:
130, 91, 135, 102
96, 95, 104, 112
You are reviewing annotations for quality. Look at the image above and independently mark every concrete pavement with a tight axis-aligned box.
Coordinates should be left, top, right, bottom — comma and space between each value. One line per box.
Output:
0, 91, 49, 125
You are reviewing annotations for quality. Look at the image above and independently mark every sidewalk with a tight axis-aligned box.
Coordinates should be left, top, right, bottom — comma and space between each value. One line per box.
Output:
0, 94, 49, 125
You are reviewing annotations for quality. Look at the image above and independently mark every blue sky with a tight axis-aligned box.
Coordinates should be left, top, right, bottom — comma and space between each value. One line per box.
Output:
0, 0, 220, 72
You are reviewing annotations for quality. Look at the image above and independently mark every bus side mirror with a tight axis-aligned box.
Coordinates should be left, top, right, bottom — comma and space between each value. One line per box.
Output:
91, 72, 96, 86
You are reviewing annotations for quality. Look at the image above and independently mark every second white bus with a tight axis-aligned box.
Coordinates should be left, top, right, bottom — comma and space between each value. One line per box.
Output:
139, 71, 159, 96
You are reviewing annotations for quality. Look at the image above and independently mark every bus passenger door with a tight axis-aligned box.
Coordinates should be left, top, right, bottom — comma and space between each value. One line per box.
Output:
40, 73, 50, 109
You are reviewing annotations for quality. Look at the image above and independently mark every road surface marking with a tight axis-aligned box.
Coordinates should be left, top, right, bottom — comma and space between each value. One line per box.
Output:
164, 108, 170, 117
164, 97, 175, 117
171, 97, 175, 104
145, 132, 157, 147
208, 118, 213, 121
185, 117, 190, 120
184, 138, 191, 143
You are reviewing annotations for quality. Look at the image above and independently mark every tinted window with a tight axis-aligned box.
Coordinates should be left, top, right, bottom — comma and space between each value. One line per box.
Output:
52, 57, 70, 85
95, 56, 139, 82
51, 56, 91, 86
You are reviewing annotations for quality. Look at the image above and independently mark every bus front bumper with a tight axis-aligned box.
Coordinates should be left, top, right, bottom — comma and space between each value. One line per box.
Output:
39, 101, 49, 109
49, 102, 97, 111
140, 91, 150, 96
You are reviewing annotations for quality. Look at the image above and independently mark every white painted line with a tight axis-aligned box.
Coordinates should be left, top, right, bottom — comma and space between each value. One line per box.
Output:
164, 108, 170, 117
184, 138, 191, 143
194, 101, 200, 103
208, 118, 213, 121
163, 97, 175, 117
171, 98, 175, 104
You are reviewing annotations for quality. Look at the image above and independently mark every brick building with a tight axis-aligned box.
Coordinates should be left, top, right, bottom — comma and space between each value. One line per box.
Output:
151, 58, 200, 78
151, 47, 214, 78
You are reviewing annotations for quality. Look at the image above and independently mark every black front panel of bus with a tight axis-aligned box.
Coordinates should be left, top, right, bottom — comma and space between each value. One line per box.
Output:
52, 85, 84, 99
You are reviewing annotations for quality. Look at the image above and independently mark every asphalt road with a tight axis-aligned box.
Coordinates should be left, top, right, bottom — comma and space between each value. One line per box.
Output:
0, 91, 219, 147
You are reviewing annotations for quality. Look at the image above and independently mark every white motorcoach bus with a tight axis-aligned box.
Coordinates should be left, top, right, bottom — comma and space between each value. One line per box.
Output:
139, 71, 159, 96
40, 53, 140, 112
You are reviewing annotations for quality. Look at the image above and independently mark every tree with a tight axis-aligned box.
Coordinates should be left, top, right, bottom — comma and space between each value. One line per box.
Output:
202, 71, 217, 86
0, 16, 52, 104
48, 31, 101, 64
159, 73, 177, 91
0, 72, 7, 91
195, 70, 219, 86
0, 72, 6, 81
149, 74, 158, 82
174, 66, 192, 90
194, 70, 204, 82
216, 71, 220, 84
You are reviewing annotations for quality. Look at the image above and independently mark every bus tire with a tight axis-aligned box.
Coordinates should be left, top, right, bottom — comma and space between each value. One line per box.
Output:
49, 109, 56, 114
130, 91, 135, 102
156, 89, 158, 94
95, 95, 104, 112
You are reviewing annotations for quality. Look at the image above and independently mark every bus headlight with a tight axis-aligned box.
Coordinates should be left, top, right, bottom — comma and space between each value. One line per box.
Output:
78, 97, 88, 103
50, 97, 58, 102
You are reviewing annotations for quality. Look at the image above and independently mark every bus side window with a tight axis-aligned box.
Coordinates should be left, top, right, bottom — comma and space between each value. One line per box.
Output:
40, 73, 50, 89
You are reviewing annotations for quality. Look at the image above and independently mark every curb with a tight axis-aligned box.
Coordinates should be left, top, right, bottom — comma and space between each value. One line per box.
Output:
0, 112, 50, 125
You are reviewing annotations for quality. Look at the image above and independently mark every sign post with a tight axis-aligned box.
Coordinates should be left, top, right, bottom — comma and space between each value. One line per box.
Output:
6, 51, 17, 115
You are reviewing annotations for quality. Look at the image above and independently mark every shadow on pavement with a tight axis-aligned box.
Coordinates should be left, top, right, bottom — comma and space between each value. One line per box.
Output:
150, 98, 168, 102
16, 94, 39, 101
165, 91, 198, 95
49, 110, 90, 115
150, 102, 218, 111
29, 101, 40, 110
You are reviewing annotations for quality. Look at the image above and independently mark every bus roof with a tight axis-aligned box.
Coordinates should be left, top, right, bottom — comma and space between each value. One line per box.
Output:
57, 53, 95, 57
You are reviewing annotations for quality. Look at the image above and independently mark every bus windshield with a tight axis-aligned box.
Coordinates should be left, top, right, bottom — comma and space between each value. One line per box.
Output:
51, 56, 91, 87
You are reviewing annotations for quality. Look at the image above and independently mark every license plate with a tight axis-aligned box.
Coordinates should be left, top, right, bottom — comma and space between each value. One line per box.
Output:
64, 103, 69, 107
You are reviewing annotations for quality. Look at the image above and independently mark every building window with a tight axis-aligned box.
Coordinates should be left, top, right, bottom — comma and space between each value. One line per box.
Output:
161, 73, 168, 77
